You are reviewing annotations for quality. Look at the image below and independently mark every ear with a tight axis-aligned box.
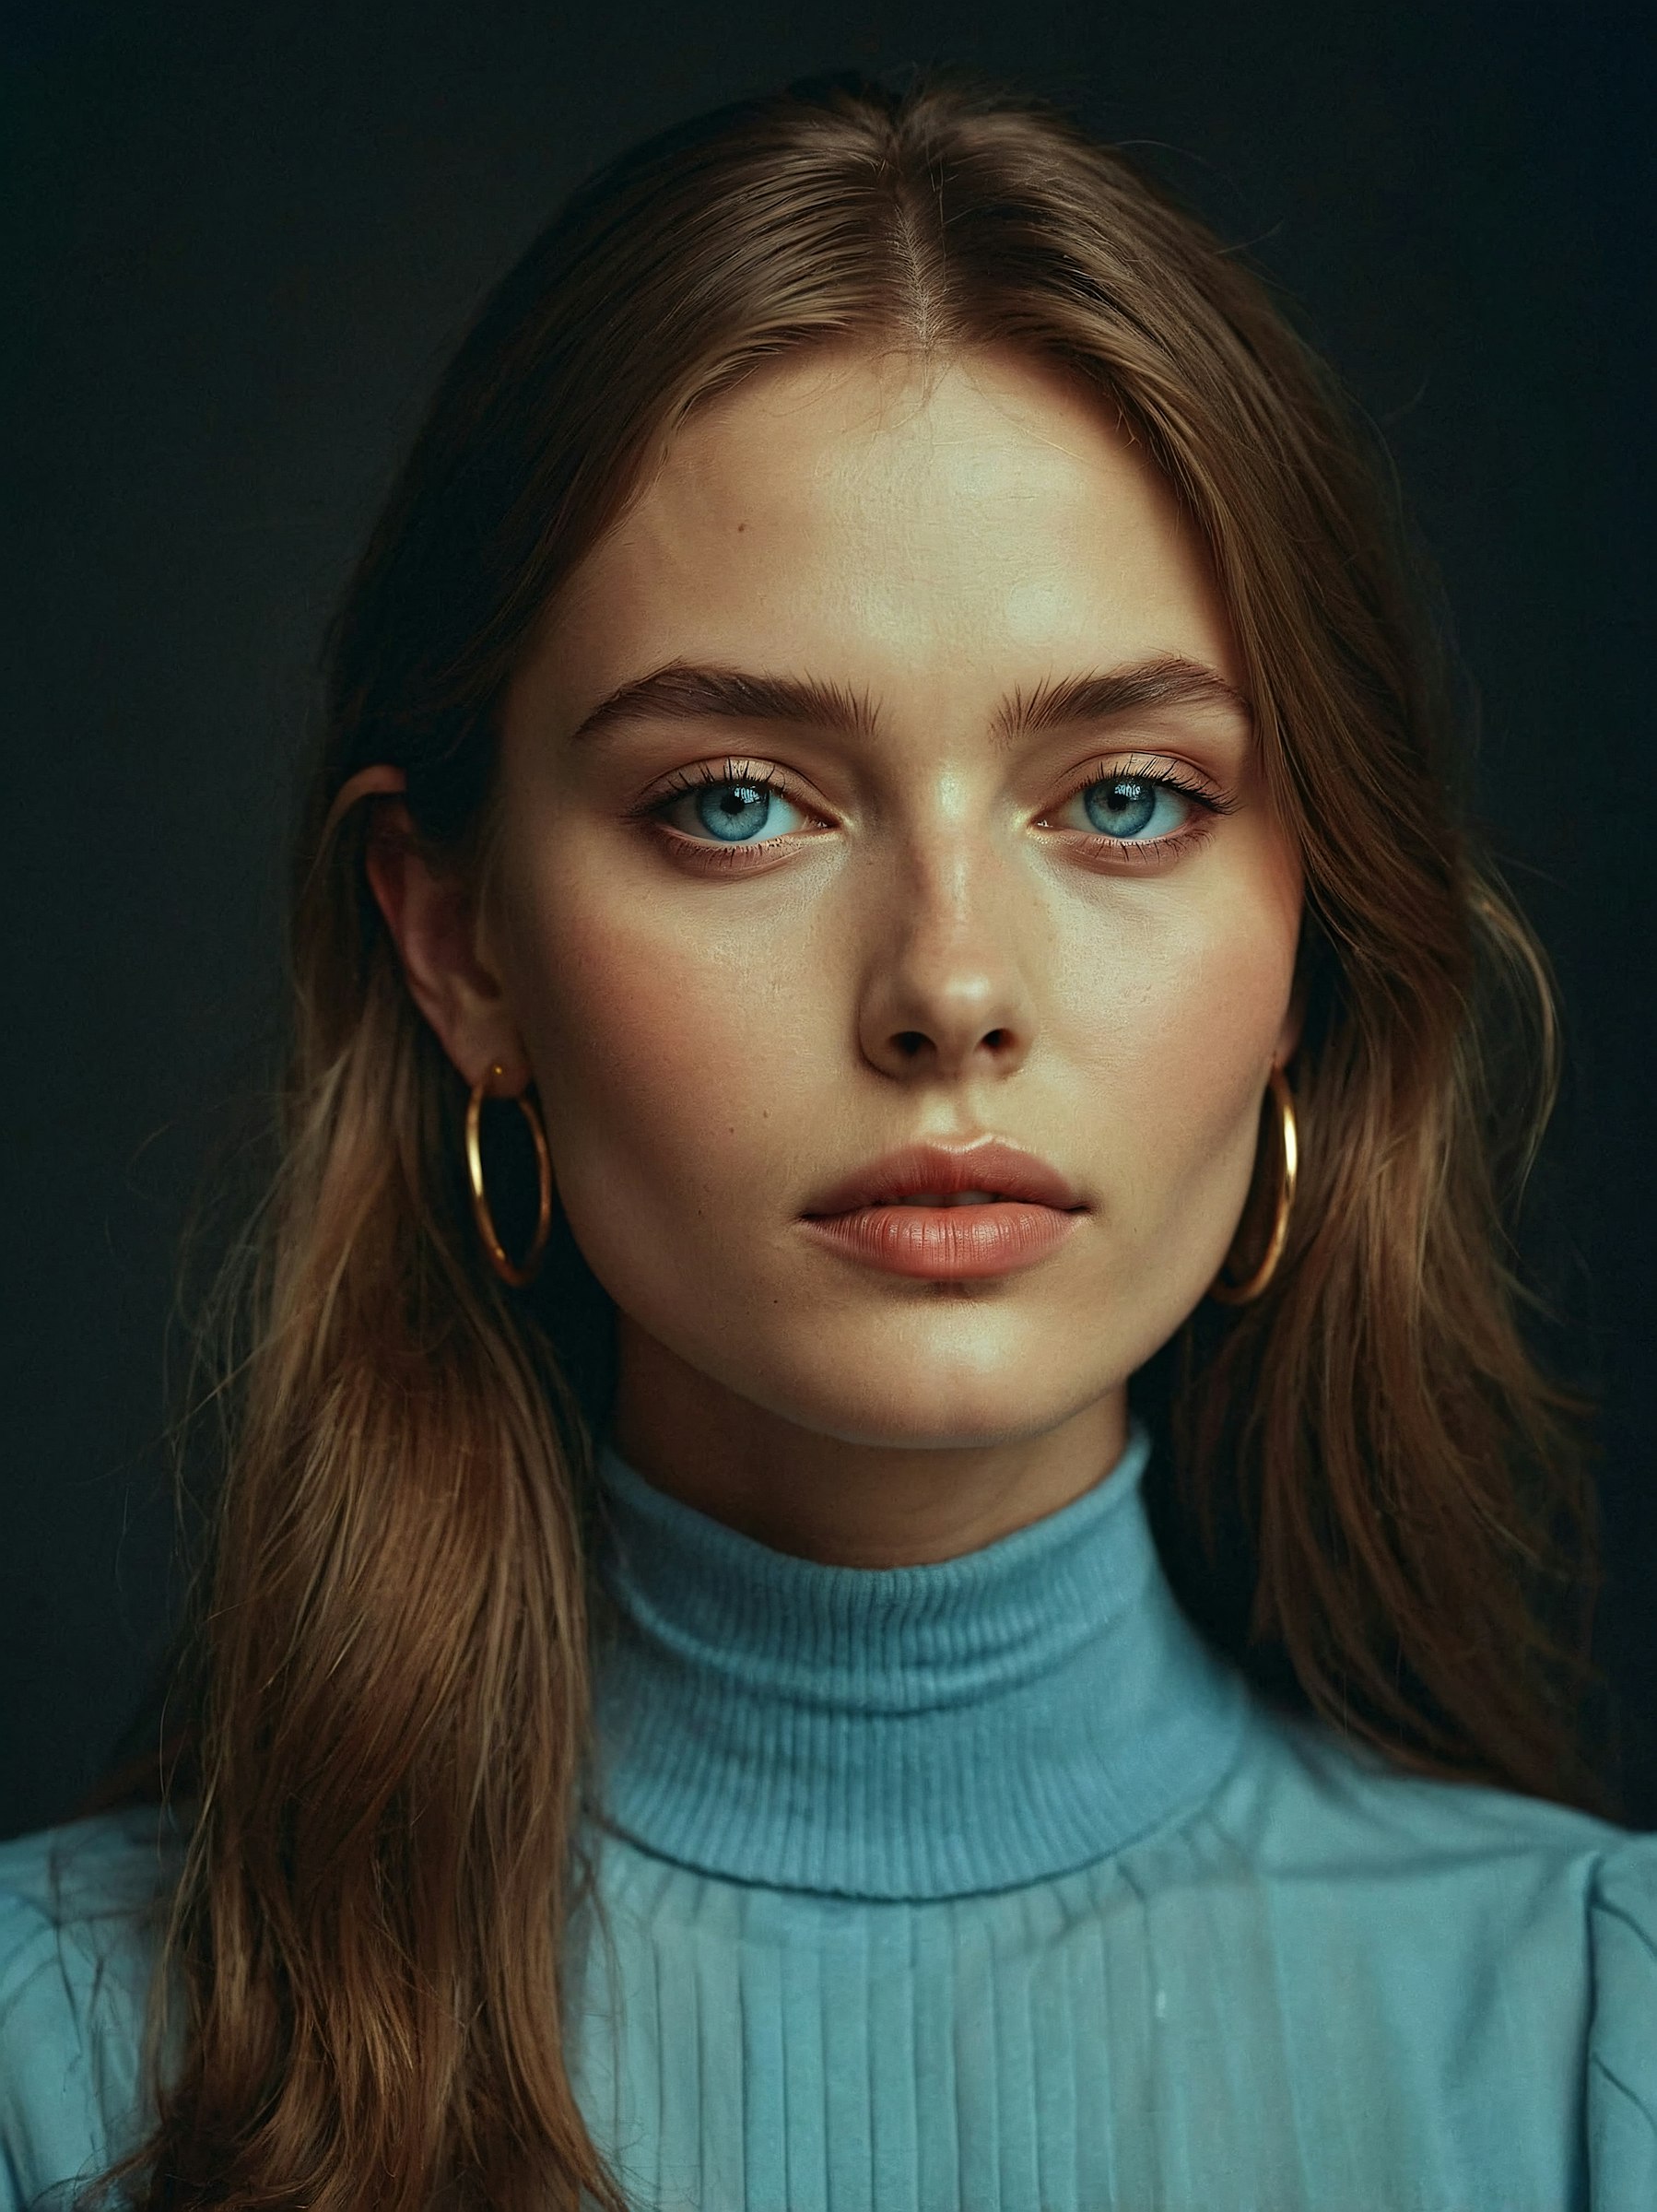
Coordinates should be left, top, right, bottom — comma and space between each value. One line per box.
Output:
363, 801, 530, 1091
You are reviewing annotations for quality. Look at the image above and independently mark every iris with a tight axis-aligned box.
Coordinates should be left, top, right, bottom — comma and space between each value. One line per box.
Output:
1083, 777, 1158, 839
697, 782, 772, 841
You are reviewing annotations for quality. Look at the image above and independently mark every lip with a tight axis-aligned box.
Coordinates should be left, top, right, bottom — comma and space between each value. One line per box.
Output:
801, 1203, 1082, 1279
800, 1132, 1084, 1220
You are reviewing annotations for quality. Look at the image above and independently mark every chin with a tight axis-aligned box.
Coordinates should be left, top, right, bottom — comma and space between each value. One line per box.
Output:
739, 1313, 1116, 1452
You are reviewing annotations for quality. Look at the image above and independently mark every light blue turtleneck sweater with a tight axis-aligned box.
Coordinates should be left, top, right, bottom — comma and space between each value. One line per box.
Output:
4, 1421, 1656, 2209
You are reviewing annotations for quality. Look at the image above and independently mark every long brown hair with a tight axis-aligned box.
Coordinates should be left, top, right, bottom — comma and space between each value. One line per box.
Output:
93, 66, 1606, 2212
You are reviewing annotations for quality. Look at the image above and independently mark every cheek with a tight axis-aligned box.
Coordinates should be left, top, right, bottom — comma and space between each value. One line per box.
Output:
1107, 925, 1288, 1128
1058, 859, 1299, 1243
503, 858, 809, 1221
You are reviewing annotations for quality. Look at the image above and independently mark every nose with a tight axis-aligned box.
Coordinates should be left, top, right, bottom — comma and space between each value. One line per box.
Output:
856, 841, 1036, 1082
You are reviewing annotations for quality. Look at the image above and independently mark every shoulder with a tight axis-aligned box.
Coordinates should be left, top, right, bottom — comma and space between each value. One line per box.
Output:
1585, 1828, 1657, 2203
1217, 1695, 1625, 1874
0, 1807, 184, 2211
1590, 1822, 1657, 1949
1205, 1700, 1631, 2007
1208, 1707, 1657, 2206
0, 1804, 184, 1921
0, 1803, 182, 2005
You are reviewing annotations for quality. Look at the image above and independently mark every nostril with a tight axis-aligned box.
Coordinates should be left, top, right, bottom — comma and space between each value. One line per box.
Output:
983, 1029, 1008, 1050
895, 1030, 928, 1059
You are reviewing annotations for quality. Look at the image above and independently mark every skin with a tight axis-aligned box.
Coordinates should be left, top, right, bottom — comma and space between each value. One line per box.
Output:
368, 343, 1303, 1567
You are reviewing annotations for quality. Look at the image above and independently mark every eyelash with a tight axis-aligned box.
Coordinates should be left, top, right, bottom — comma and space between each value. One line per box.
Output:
631, 753, 1237, 871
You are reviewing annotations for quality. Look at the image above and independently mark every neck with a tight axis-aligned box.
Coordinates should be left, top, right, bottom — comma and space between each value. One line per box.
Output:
610, 1319, 1129, 1568
585, 1413, 1249, 1897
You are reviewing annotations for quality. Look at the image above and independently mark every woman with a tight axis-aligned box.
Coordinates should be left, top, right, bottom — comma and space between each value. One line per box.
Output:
2, 66, 1651, 2212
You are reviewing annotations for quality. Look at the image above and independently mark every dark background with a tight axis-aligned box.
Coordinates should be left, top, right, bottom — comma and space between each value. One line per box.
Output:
3, 0, 1651, 1840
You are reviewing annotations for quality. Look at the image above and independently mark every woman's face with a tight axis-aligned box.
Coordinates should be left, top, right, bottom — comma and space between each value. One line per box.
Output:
488, 345, 1302, 1451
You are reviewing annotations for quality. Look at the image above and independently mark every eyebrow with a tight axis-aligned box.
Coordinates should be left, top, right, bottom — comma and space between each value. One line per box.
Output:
565, 653, 1252, 748
992, 658, 1252, 745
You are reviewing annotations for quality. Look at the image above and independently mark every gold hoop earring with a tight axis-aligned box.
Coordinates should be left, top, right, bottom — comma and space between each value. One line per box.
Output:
464, 1065, 553, 1288
1209, 1063, 1299, 1306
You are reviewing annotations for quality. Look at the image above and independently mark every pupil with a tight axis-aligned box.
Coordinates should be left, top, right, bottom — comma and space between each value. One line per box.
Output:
1085, 777, 1156, 838
698, 782, 770, 841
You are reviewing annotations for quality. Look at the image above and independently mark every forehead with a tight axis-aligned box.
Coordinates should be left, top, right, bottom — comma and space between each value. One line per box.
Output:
528, 343, 1240, 723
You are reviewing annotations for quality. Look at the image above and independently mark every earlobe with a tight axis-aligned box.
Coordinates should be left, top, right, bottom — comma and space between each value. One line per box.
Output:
363, 801, 528, 1090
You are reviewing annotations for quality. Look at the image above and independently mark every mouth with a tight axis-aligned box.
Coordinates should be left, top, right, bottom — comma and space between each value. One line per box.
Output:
798, 1195, 1082, 1280
802, 1140, 1085, 1219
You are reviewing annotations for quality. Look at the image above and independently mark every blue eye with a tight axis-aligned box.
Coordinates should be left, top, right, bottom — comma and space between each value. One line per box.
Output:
698, 781, 770, 841
1064, 774, 1196, 842
663, 776, 809, 844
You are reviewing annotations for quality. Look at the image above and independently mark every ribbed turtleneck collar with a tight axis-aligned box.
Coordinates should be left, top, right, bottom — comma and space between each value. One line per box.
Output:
585, 1420, 1247, 1901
